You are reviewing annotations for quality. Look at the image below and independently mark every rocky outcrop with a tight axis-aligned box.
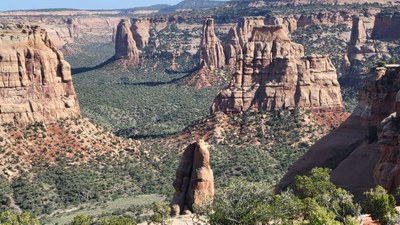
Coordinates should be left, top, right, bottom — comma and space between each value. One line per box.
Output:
278, 65, 400, 198
212, 17, 343, 113
372, 12, 400, 40
224, 27, 242, 67
199, 18, 225, 70
131, 18, 151, 49
342, 14, 393, 82
0, 24, 80, 125
371, 67, 400, 192
115, 19, 140, 64
170, 140, 214, 216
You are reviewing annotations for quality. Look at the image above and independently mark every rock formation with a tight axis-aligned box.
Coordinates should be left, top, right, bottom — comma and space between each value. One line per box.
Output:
342, 14, 393, 82
170, 140, 214, 216
115, 19, 140, 64
278, 65, 400, 198
213, 17, 343, 113
372, 12, 400, 40
199, 18, 225, 70
224, 27, 242, 67
371, 67, 400, 192
131, 18, 151, 49
0, 24, 80, 125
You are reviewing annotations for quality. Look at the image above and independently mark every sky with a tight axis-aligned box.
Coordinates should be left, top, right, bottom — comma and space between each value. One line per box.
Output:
0, 0, 183, 11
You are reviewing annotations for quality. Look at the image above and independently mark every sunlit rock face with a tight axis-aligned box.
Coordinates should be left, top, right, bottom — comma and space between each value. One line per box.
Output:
114, 19, 141, 64
212, 17, 343, 113
0, 24, 80, 126
170, 140, 214, 216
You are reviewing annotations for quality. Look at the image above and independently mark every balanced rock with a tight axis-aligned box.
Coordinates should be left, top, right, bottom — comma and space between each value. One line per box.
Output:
199, 18, 225, 70
115, 19, 140, 64
212, 17, 343, 113
0, 24, 80, 125
170, 140, 214, 216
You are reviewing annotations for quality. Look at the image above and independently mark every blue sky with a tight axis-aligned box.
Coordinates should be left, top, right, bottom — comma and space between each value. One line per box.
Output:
0, 0, 183, 11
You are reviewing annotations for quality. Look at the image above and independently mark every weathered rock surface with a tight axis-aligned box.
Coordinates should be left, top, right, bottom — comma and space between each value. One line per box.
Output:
372, 12, 400, 40
170, 140, 214, 216
199, 18, 225, 70
115, 19, 140, 64
0, 24, 80, 125
213, 17, 343, 113
131, 18, 151, 49
372, 67, 400, 192
278, 66, 400, 198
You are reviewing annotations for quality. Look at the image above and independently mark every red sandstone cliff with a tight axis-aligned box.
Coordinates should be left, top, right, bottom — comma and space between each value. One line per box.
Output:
212, 17, 343, 113
0, 24, 80, 126
278, 65, 400, 198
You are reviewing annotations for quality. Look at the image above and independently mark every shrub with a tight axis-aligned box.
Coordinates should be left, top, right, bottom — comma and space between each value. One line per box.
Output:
0, 211, 40, 225
378, 61, 387, 67
364, 186, 396, 225
71, 214, 92, 225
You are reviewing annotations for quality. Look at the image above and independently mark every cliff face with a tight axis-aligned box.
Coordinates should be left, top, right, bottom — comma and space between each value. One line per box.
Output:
212, 17, 343, 113
372, 67, 400, 192
131, 18, 151, 49
115, 19, 140, 64
278, 66, 400, 198
0, 24, 80, 125
170, 140, 214, 216
199, 18, 225, 69
372, 12, 400, 40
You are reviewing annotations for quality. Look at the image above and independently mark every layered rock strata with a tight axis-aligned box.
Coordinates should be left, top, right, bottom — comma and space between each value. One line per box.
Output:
170, 140, 214, 216
0, 24, 80, 125
213, 17, 343, 113
115, 19, 140, 64
199, 18, 225, 70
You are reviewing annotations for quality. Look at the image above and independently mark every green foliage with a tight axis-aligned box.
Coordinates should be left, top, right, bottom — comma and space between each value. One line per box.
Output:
378, 61, 387, 67
307, 205, 341, 225
0, 211, 40, 225
98, 216, 136, 225
71, 214, 93, 225
209, 180, 275, 225
294, 168, 360, 222
148, 202, 170, 225
364, 186, 397, 224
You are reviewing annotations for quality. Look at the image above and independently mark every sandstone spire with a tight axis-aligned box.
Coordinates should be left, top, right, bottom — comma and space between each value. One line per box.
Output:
115, 19, 140, 64
224, 27, 242, 67
199, 18, 225, 70
0, 24, 80, 125
170, 140, 214, 216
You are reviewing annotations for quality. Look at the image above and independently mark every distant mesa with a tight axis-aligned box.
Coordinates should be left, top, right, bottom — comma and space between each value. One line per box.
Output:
0, 24, 80, 126
211, 17, 343, 113
170, 140, 214, 216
